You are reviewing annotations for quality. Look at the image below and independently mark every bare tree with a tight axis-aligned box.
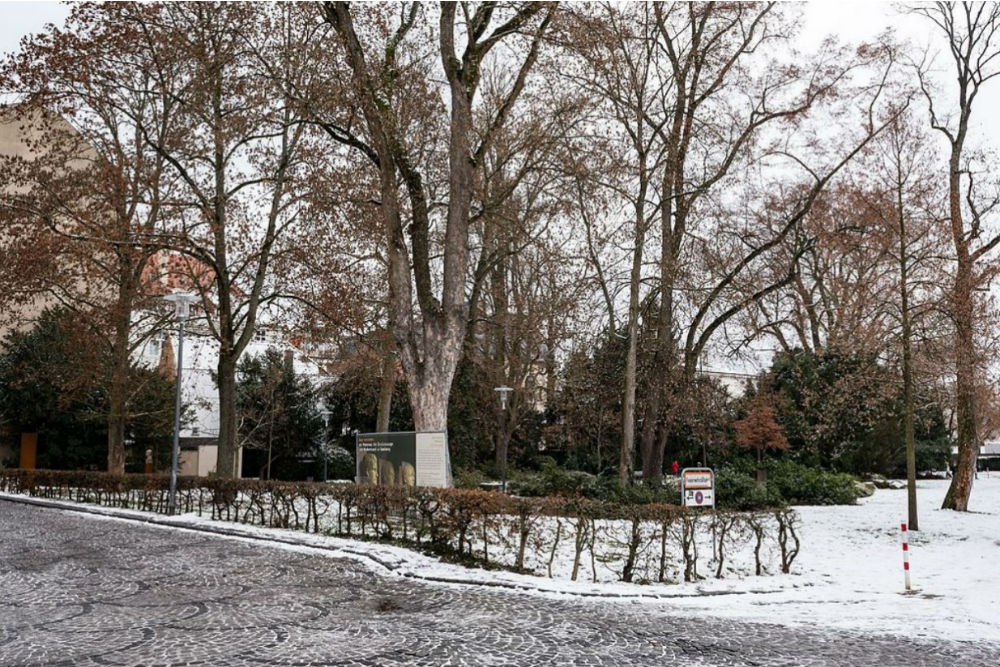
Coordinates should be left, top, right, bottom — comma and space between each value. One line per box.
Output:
320, 2, 556, 456
914, 1, 1000, 510
860, 109, 949, 529
563, 3, 902, 484
560, 3, 672, 485
748, 187, 900, 357
127, 3, 318, 478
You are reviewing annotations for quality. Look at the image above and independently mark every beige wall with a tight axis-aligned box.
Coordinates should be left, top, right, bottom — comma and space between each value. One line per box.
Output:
197, 444, 218, 477
0, 108, 77, 339
176, 444, 243, 478
178, 449, 199, 477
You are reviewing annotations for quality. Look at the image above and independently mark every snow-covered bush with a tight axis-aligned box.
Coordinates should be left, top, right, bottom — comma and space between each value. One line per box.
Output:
324, 446, 355, 481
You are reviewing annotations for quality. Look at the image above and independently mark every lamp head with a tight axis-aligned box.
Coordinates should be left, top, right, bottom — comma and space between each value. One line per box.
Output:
494, 385, 513, 410
163, 291, 199, 321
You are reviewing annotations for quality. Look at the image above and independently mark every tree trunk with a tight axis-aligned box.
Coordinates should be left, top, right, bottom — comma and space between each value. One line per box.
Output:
375, 337, 395, 433
943, 273, 978, 511
326, 3, 545, 461
545, 311, 558, 405
620, 169, 647, 487
106, 259, 138, 475
642, 94, 685, 486
106, 326, 131, 474
618, 326, 637, 486
639, 418, 658, 485
896, 165, 918, 530
942, 148, 978, 511
216, 351, 239, 479
106, 363, 129, 475
620, 277, 640, 487
406, 356, 453, 432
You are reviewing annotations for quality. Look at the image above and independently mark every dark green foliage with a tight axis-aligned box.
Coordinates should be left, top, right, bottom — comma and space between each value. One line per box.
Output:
913, 434, 951, 472
320, 353, 412, 452
236, 348, 324, 480
655, 375, 735, 470
122, 370, 179, 472
717, 457, 860, 507
507, 463, 599, 497
504, 465, 683, 505
325, 445, 355, 481
713, 468, 785, 510
447, 357, 548, 472
765, 349, 950, 476
0, 308, 176, 470
446, 358, 496, 470
548, 342, 625, 475
761, 459, 860, 505
550, 334, 735, 478
452, 466, 489, 489
592, 477, 679, 505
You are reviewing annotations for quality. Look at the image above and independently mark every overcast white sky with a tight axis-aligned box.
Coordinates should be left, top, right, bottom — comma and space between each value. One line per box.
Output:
0, 1, 913, 57
2, 1, 998, 376
1, 1, 996, 142
0, 1, 940, 57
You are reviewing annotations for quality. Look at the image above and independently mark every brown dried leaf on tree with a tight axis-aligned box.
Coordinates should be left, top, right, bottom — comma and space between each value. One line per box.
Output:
733, 393, 789, 464
0, 3, 182, 473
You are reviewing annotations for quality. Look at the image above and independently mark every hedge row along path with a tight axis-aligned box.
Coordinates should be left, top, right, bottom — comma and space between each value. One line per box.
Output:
0, 470, 800, 585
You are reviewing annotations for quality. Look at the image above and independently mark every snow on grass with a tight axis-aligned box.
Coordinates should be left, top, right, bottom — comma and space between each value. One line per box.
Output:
663, 475, 1000, 641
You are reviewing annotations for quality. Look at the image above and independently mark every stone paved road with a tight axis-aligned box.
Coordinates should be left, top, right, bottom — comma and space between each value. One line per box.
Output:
1, 501, 998, 667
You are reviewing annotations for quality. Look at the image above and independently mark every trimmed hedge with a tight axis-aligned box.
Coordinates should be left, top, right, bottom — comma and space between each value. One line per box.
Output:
0, 469, 801, 583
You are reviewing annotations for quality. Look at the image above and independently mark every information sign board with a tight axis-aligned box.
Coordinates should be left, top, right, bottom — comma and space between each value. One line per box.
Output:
681, 467, 715, 508
356, 431, 452, 488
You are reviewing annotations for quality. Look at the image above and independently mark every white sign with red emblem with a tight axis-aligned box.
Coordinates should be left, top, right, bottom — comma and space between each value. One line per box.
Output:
681, 468, 715, 508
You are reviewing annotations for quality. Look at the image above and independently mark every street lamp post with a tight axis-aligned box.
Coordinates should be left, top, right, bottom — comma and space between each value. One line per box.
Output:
163, 291, 198, 516
495, 385, 513, 493
320, 409, 331, 482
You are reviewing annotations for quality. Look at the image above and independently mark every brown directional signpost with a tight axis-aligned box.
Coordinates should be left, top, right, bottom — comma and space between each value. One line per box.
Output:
682, 467, 717, 559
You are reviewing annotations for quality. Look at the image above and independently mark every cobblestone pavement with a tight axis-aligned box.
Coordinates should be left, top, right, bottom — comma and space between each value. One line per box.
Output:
1, 501, 998, 667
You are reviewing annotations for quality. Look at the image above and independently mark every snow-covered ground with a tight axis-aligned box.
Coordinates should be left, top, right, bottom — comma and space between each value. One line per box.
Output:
414, 475, 998, 642
666, 475, 1000, 642
4, 475, 997, 643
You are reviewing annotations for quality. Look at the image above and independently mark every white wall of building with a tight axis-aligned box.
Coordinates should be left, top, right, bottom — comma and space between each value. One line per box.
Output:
136, 325, 329, 461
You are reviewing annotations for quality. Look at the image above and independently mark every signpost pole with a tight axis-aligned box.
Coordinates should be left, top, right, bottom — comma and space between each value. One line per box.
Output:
901, 522, 911, 592
712, 508, 717, 562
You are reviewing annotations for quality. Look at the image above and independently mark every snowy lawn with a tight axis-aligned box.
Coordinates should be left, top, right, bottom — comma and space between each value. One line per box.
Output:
664, 474, 1000, 641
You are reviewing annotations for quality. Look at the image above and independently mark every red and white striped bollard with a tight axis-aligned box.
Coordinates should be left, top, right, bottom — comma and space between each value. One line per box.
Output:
901, 522, 911, 592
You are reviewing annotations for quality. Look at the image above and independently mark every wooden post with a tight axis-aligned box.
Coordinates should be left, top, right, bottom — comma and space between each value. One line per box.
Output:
19, 433, 37, 469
